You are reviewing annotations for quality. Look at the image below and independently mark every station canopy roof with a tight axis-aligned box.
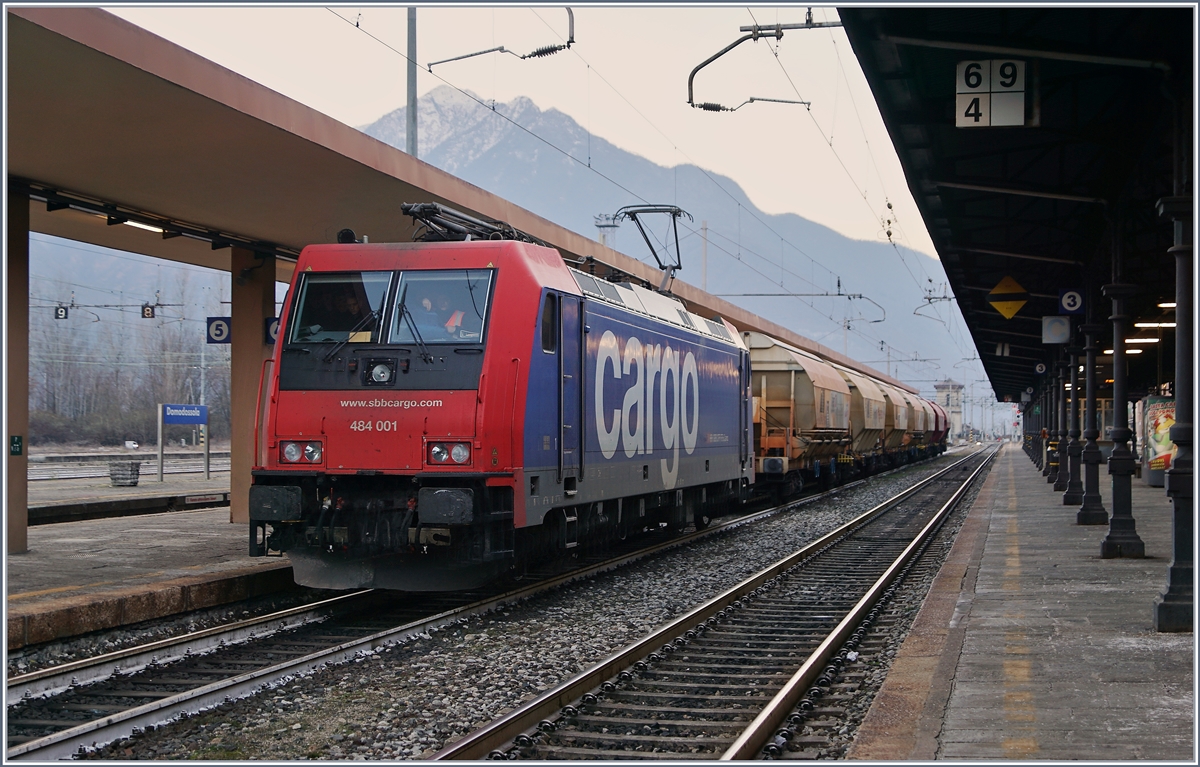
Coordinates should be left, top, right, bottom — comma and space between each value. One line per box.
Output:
841, 7, 1192, 404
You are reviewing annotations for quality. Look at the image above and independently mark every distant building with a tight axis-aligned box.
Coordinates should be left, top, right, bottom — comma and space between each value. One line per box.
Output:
934, 379, 965, 439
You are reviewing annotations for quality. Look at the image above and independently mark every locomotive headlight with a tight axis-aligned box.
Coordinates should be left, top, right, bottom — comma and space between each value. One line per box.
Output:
363, 358, 397, 387
429, 442, 470, 465
304, 442, 323, 462
282, 442, 303, 463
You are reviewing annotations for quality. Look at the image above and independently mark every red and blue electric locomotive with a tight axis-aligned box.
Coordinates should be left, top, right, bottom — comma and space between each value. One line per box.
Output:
250, 205, 752, 590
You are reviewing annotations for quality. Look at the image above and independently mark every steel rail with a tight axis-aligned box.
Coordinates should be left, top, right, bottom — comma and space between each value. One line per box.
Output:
7, 595, 492, 761
7, 591, 373, 702
721, 447, 996, 758
6, 463, 900, 761
431, 449, 987, 760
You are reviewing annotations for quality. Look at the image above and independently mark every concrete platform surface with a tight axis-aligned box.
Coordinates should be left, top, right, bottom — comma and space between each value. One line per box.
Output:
27, 471, 230, 510
27, 471, 232, 525
7, 507, 291, 650
848, 443, 1195, 761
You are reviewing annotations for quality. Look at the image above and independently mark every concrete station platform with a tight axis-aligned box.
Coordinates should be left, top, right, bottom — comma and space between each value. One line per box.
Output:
28, 476, 233, 526
848, 443, 1195, 761
8, 472, 292, 651
26, 449, 232, 525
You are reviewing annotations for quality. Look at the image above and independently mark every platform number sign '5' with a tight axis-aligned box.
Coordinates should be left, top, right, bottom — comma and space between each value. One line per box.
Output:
957, 60, 1025, 128
207, 316, 232, 344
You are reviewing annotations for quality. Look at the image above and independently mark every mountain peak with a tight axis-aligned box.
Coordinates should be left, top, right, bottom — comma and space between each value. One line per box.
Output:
360, 86, 541, 159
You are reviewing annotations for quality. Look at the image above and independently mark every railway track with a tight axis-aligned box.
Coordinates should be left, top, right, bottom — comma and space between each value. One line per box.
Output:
5, 589, 490, 760
431, 447, 995, 760
5, 453, 966, 760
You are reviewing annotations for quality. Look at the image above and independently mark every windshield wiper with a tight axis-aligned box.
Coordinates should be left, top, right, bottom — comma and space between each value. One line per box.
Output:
322, 310, 380, 363
399, 303, 434, 363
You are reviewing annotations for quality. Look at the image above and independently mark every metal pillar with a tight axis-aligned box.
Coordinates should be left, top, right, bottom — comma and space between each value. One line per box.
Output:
1155, 192, 1192, 631
1078, 322, 1108, 524
1053, 359, 1069, 491
1100, 281, 1144, 558
1032, 396, 1041, 465
1038, 388, 1049, 471
1063, 346, 1084, 504
1024, 403, 1035, 461
7, 188, 30, 554
1047, 365, 1062, 484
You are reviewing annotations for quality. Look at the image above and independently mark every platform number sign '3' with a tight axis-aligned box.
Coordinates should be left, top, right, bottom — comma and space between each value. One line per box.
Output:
1059, 289, 1085, 315
957, 60, 1025, 128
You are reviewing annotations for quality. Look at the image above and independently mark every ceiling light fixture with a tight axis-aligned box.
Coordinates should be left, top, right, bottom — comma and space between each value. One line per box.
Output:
123, 220, 164, 233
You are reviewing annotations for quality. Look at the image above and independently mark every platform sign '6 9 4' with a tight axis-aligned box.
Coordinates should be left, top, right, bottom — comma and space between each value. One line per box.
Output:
957, 60, 1026, 128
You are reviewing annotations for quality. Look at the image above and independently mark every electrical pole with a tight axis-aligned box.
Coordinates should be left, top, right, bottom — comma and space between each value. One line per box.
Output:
407, 7, 418, 158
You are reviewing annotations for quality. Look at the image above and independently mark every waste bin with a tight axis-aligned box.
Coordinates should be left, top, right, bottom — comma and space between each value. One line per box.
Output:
109, 460, 141, 487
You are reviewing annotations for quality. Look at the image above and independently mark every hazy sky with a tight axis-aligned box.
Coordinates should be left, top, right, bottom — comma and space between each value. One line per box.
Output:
107, 5, 939, 261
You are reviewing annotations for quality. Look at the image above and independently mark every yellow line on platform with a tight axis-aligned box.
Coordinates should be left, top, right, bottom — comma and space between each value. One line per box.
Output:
1000, 457, 1039, 758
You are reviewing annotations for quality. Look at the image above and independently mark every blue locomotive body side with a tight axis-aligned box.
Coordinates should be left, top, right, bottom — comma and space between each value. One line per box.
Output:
523, 288, 748, 526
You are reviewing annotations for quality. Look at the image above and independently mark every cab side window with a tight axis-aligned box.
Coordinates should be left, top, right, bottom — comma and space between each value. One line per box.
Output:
541, 293, 559, 353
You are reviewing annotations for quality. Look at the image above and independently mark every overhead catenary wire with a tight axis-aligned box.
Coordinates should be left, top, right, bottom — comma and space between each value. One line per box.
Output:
381, 6, 856, 299
333, 6, 861, 315
747, 7, 939, 298
522, 8, 849, 286
328, 8, 934, 373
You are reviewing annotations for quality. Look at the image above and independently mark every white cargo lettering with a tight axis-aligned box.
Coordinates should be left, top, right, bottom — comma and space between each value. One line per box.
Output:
596, 330, 622, 459
644, 343, 663, 454
594, 332, 698, 488
659, 345, 680, 489
681, 351, 699, 452
621, 337, 645, 458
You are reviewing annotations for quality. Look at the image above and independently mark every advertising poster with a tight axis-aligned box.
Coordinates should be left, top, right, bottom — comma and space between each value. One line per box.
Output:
1144, 396, 1176, 471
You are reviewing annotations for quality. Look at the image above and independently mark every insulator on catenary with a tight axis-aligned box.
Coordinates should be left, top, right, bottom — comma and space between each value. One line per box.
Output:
698, 102, 727, 112
523, 44, 566, 59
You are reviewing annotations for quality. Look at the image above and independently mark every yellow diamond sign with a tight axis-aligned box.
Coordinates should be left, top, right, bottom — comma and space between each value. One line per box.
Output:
988, 276, 1028, 319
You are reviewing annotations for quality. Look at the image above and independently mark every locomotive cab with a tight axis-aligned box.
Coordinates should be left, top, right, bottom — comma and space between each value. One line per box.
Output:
250, 241, 531, 590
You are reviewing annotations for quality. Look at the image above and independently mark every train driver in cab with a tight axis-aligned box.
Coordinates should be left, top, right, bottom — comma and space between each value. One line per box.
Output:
413, 292, 462, 339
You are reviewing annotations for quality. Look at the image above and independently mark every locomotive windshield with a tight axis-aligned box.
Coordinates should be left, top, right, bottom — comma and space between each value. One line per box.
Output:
288, 272, 392, 343
391, 269, 493, 344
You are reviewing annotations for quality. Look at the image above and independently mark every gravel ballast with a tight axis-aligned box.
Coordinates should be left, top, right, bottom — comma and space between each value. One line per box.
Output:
72, 456, 971, 760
